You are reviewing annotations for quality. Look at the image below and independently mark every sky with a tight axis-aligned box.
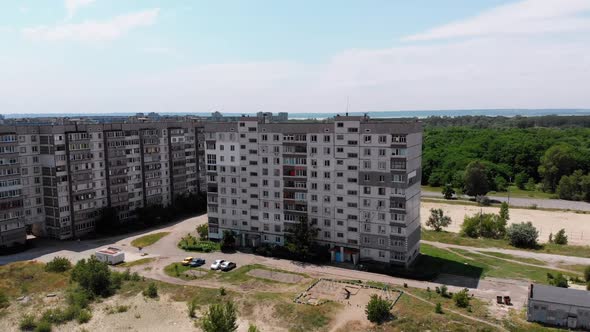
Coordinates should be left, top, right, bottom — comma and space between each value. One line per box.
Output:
1, 0, 590, 114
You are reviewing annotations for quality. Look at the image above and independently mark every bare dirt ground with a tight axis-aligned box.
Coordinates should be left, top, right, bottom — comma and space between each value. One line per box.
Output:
246, 269, 304, 284
421, 201, 590, 245
298, 280, 401, 332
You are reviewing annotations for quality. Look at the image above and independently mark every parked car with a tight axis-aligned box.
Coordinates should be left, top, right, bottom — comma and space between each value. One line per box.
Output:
210, 259, 225, 270
189, 258, 206, 267
181, 257, 194, 266
220, 261, 236, 271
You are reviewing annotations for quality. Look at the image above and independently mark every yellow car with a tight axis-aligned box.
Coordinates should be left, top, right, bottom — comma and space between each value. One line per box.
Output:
181, 257, 193, 266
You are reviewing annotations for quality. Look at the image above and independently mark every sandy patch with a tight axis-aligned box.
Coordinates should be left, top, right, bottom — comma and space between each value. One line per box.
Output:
246, 269, 304, 284
65, 293, 196, 331
422, 202, 590, 244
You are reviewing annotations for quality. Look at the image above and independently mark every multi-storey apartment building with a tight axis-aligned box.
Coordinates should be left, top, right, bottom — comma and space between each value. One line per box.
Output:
205, 115, 422, 266
0, 121, 206, 247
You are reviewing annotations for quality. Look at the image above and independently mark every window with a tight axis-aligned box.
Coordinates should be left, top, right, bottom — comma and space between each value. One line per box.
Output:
378, 135, 387, 143
363, 135, 371, 143
337, 122, 344, 127
324, 135, 331, 142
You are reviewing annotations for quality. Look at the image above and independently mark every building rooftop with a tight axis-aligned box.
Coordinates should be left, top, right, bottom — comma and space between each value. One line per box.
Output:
530, 283, 590, 307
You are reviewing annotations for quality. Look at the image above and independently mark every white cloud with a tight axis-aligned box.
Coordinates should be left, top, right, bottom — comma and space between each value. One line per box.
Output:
22, 8, 159, 42
5, 1, 590, 113
65, 0, 95, 20
403, 0, 590, 41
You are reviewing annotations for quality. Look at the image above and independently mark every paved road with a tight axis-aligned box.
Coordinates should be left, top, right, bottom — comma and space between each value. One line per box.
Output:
422, 190, 590, 211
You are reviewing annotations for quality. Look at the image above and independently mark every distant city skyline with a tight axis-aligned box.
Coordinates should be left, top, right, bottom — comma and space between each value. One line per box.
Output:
1, 0, 590, 114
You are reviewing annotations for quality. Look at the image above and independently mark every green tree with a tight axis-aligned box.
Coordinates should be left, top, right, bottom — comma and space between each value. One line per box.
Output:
45, 256, 72, 273
365, 295, 393, 324
221, 230, 236, 251
584, 266, 590, 282
196, 224, 209, 240
494, 176, 508, 192
70, 256, 115, 297
201, 301, 238, 332
506, 222, 539, 248
538, 144, 577, 192
463, 161, 489, 197
426, 208, 452, 232
553, 229, 568, 245
442, 184, 455, 199
285, 216, 319, 260
514, 172, 528, 190
453, 289, 471, 308
499, 202, 510, 221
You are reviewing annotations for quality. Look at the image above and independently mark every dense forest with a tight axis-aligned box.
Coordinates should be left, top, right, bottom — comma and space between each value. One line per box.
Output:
421, 115, 590, 201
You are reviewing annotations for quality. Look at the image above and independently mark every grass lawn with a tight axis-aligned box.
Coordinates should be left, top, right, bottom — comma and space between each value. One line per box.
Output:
421, 185, 555, 200
117, 257, 156, 268
422, 229, 590, 259
163, 262, 213, 281
130, 232, 170, 248
215, 264, 308, 284
471, 251, 546, 266
390, 290, 500, 331
418, 244, 580, 284
0, 261, 69, 297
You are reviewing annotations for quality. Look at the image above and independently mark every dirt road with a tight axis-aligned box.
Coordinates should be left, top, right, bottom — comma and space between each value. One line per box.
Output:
422, 190, 590, 211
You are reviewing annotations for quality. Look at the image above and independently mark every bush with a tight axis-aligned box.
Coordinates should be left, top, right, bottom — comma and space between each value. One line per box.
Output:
188, 300, 197, 318
460, 213, 506, 239
506, 222, 539, 248
45, 257, 72, 273
453, 289, 470, 308
219, 287, 226, 296
435, 302, 443, 314
143, 282, 158, 298
584, 266, 590, 282
76, 309, 92, 324
131, 272, 141, 282
365, 295, 393, 324
178, 235, 220, 252
442, 184, 455, 199
547, 273, 569, 288
0, 289, 9, 309
201, 301, 238, 332
439, 285, 449, 298
553, 229, 568, 245
248, 325, 260, 332
34, 320, 51, 332
20, 313, 37, 331
66, 287, 92, 309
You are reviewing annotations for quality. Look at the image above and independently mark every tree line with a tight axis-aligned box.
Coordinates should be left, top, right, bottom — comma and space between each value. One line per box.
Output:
422, 123, 590, 201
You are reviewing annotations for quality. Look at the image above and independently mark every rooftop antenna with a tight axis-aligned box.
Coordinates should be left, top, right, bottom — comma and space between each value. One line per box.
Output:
346, 96, 350, 116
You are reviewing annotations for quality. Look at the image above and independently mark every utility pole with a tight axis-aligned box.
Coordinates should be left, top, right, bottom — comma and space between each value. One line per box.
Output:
507, 176, 512, 206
